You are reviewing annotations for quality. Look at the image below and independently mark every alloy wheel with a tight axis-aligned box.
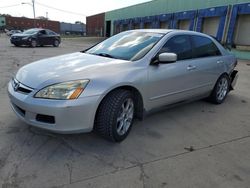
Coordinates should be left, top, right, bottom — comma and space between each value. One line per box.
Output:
216, 77, 228, 101
116, 98, 134, 136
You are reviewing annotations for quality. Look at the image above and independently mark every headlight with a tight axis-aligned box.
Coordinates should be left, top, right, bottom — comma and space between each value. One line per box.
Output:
34, 80, 89, 100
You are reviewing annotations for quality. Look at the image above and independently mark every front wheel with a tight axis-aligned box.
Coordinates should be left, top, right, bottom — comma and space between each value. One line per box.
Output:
30, 40, 37, 48
94, 90, 135, 142
53, 40, 60, 47
209, 74, 230, 104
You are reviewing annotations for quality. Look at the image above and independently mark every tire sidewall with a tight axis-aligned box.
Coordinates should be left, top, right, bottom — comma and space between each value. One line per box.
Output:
53, 40, 59, 47
214, 75, 230, 104
31, 40, 37, 48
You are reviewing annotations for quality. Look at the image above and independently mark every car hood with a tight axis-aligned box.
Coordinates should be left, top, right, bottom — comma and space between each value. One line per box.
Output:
16, 52, 131, 89
12, 33, 32, 37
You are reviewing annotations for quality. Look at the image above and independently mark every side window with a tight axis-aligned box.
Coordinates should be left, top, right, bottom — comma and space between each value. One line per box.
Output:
160, 35, 192, 61
47, 30, 55, 35
39, 30, 47, 35
191, 35, 221, 58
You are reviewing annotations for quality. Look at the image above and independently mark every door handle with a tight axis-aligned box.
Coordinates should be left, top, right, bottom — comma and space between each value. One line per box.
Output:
217, 60, 224, 64
187, 65, 197, 71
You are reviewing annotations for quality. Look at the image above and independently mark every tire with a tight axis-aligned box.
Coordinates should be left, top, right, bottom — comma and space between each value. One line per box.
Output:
94, 89, 135, 142
14, 44, 19, 47
30, 40, 37, 48
209, 74, 230, 104
53, 40, 59, 47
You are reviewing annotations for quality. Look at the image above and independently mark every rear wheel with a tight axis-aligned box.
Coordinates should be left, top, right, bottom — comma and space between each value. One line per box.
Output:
53, 40, 59, 47
94, 89, 135, 142
30, 40, 37, 48
209, 74, 230, 104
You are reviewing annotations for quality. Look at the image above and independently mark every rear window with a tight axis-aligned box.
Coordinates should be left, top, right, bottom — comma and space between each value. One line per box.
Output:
47, 30, 56, 35
191, 35, 221, 58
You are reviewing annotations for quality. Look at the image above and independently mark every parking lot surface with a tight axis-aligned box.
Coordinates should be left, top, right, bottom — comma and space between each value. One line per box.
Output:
0, 35, 250, 188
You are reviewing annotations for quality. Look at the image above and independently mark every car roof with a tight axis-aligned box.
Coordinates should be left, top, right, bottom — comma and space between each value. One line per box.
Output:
129, 29, 208, 36
130, 29, 174, 34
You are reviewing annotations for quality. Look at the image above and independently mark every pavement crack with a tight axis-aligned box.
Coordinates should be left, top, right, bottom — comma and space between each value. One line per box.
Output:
65, 162, 73, 184
0, 145, 15, 170
143, 134, 250, 166
139, 163, 149, 188
25, 138, 50, 161
60, 134, 250, 187
90, 153, 123, 171
28, 127, 83, 156
61, 137, 83, 156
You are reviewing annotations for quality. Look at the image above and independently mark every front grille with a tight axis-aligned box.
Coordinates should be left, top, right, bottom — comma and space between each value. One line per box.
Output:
12, 78, 33, 94
16, 87, 32, 94
12, 37, 21, 41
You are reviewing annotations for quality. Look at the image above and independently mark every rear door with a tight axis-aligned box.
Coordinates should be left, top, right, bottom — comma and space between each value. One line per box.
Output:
189, 35, 224, 92
46, 30, 57, 45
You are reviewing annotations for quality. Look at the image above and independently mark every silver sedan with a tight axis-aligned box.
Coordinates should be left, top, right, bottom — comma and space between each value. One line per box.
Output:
8, 29, 238, 142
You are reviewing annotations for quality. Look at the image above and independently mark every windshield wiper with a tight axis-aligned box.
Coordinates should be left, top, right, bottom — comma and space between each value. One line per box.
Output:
93, 53, 117, 59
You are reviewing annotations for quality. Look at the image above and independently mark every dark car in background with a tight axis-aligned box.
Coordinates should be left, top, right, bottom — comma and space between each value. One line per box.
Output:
10, 28, 61, 47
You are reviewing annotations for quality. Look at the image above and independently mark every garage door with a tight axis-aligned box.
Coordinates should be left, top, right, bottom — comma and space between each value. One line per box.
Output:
115, 25, 120, 34
122, 24, 129, 31
234, 14, 250, 46
202, 17, 220, 37
133, 23, 140, 29
178, 20, 190, 30
144, 23, 151, 29
160, 21, 169, 29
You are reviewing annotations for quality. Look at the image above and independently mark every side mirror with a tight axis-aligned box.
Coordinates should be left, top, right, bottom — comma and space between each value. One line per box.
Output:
151, 52, 177, 65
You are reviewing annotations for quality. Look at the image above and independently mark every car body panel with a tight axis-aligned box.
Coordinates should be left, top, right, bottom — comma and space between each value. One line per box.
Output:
8, 81, 101, 133
8, 29, 238, 133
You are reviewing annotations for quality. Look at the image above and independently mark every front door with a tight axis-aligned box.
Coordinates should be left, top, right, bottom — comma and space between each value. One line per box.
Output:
147, 35, 202, 109
37, 30, 49, 45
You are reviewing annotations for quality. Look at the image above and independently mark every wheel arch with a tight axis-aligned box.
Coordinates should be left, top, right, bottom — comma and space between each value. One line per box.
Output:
94, 85, 144, 124
213, 72, 230, 88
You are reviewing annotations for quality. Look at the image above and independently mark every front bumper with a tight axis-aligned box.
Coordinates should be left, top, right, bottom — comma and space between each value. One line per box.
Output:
10, 38, 31, 46
8, 81, 100, 134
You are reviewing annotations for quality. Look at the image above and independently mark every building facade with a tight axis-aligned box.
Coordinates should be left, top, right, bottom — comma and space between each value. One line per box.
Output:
0, 16, 6, 28
4, 16, 60, 33
101, 0, 250, 46
60, 22, 86, 35
86, 13, 105, 37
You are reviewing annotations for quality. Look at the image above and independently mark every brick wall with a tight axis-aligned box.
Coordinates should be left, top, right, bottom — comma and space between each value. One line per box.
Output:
5, 16, 60, 33
86, 13, 105, 37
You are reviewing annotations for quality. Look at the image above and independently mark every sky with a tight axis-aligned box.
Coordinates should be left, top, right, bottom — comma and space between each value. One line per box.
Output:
0, 0, 152, 23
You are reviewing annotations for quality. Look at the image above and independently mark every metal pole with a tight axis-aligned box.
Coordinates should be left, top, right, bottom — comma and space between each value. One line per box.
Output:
32, 0, 36, 27
46, 12, 48, 28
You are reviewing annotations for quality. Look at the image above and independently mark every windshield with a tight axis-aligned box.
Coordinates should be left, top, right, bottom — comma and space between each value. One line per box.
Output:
86, 31, 164, 61
23, 29, 39, 35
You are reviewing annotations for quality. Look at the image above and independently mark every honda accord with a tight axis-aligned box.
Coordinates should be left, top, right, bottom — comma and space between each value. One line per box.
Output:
8, 29, 238, 142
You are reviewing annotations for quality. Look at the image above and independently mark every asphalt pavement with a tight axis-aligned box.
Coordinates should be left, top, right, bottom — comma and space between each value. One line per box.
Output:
0, 35, 249, 188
